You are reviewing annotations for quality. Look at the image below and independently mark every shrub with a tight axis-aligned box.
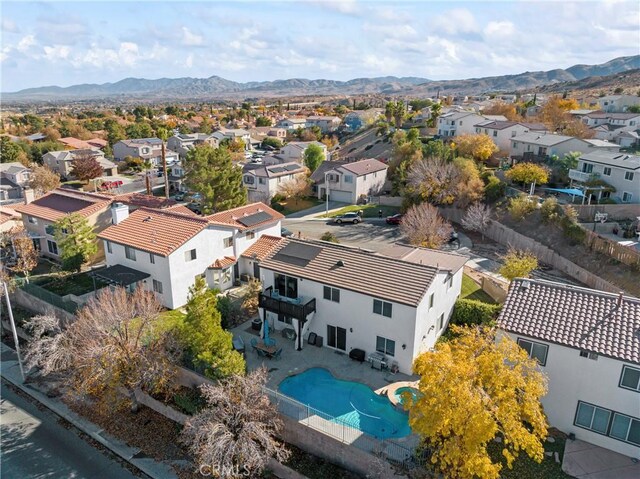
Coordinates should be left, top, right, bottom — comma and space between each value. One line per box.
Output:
507, 194, 537, 221
484, 174, 505, 203
540, 197, 560, 223
562, 221, 586, 245
450, 298, 502, 326
173, 390, 206, 415
320, 231, 339, 243
499, 248, 538, 281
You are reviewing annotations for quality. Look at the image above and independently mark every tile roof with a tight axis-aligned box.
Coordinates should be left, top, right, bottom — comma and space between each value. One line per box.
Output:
244, 162, 306, 178
340, 158, 388, 176
13, 188, 112, 222
114, 192, 178, 209
98, 207, 209, 257
241, 235, 285, 261
260, 238, 438, 306
579, 151, 640, 170
376, 244, 468, 273
87, 138, 108, 148
59, 137, 94, 149
166, 204, 199, 216
497, 279, 640, 363
511, 132, 583, 146
0, 208, 21, 225
209, 256, 237, 269
205, 202, 284, 231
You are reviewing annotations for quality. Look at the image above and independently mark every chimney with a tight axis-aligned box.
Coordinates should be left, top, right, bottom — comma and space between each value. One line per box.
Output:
111, 202, 129, 225
617, 292, 624, 308
23, 187, 35, 204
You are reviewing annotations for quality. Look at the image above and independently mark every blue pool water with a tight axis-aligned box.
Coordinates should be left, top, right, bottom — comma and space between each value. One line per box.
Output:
279, 368, 411, 439
394, 386, 421, 406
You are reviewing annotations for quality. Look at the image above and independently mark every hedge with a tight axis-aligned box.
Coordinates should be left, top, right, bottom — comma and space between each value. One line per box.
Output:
450, 298, 502, 326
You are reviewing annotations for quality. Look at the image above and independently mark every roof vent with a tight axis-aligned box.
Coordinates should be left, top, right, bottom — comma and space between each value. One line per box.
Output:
520, 280, 531, 290
617, 292, 624, 308
143, 216, 152, 222
336, 260, 345, 267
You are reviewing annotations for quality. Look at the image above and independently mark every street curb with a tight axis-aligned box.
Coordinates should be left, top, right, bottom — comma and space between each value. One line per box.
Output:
0, 344, 178, 479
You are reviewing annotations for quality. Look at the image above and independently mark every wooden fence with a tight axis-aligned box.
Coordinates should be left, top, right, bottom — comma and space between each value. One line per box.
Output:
583, 229, 640, 267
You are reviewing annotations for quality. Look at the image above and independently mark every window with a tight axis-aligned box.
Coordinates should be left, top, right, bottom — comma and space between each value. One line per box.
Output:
620, 365, 640, 392
574, 402, 640, 446
246, 231, 255, 240
221, 267, 232, 284
274, 273, 298, 298
106, 241, 112, 254
517, 338, 548, 366
448, 275, 453, 289
344, 175, 353, 184
622, 192, 633, 203
579, 350, 598, 360
125, 246, 136, 261
149, 253, 155, 264
258, 178, 266, 185
46, 240, 58, 255
582, 163, 594, 173
323, 286, 340, 303
152, 279, 163, 294
575, 402, 610, 434
376, 336, 395, 356
28, 216, 37, 225
493, 130, 497, 137
223, 237, 233, 248
438, 313, 445, 330
244, 175, 255, 185
429, 293, 434, 308
625, 171, 635, 181
45, 225, 55, 236
185, 249, 197, 262
512, 142, 517, 149
277, 313, 293, 325
610, 414, 640, 445
373, 299, 392, 318
603, 167, 612, 176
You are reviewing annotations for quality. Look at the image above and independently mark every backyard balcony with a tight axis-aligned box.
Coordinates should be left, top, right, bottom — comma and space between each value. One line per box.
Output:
258, 287, 316, 322
569, 169, 597, 182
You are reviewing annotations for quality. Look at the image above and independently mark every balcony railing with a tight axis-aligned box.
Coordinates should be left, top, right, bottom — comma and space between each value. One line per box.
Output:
569, 169, 597, 182
258, 288, 316, 322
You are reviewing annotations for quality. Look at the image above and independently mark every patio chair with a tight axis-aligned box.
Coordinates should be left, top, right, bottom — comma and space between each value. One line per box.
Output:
256, 348, 268, 358
273, 348, 283, 360
264, 337, 277, 347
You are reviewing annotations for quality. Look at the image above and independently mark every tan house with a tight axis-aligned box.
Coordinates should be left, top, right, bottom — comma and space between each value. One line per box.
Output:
42, 149, 117, 179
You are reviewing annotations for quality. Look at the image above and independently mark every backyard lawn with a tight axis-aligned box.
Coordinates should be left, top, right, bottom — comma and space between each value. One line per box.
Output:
461, 274, 496, 304
275, 197, 323, 216
35, 272, 109, 296
318, 203, 400, 218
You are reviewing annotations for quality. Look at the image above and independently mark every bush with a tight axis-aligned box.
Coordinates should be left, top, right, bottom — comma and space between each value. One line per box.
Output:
450, 299, 502, 326
484, 174, 505, 203
562, 221, 586, 245
507, 195, 537, 221
320, 231, 339, 243
540, 197, 560, 223
173, 390, 206, 415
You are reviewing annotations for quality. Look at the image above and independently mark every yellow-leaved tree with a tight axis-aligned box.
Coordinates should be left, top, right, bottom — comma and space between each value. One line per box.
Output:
454, 134, 498, 162
409, 326, 548, 479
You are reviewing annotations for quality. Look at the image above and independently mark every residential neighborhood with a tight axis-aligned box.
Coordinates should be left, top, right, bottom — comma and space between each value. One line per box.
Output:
1, 2, 640, 479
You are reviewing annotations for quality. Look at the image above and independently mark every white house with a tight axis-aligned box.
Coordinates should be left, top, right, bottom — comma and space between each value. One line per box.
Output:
0, 162, 31, 201
276, 118, 307, 130
42, 149, 117, 179
98, 202, 284, 309
167, 133, 220, 159
280, 141, 327, 163
306, 116, 342, 133
256, 240, 466, 373
497, 279, 640, 459
112, 138, 180, 166
213, 128, 251, 149
569, 151, 640, 204
509, 132, 594, 159
596, 95, 640, 113
242, 162, 308, 203
312, 158, 388, 204
582, 113, 640, 142
437, 111, 507, 138
474, 121, 547, 152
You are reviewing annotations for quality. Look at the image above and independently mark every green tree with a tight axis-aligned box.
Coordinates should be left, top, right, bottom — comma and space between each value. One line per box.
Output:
427, 102, 442, 128
303, 143, 325, 172
255, 116, 272, 127
184, 145, 247, 213
54, 213, 98, 271
105, 119, 126, 146
180, 277, 245, 379
499, 249, 538, 281
126, 122, 154, 139
0, 136, 29, 164
261, 137, 282, 149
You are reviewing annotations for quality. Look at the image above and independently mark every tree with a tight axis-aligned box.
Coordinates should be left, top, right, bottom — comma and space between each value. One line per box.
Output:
461, 203, 492, 239
54, 213, 98, 272
105, 120, 126, 146
29, 164, 61, 196
70, 153, 103, 182
407, 158, 460, 205
454, 158, 485, 207
23, 287, 179, 411
181, 368, 290, 478
41, 126, 61, 142
400, 203, 453, 249
178, 277, 245, 379
261, 137, 282, 149
255, 116, 272, 127
184, 145, 247, 213
507, 194, 537, 221
455, 134, 498, 162
539, 96, 579, 132
126, 122, 154, 139
481, 102, 521, 121
9, 235, 38, 283
303, 143, 325, 172
563, 119, 595, 139
627, 105, 640, 114
505, 162, 549, 190
427, 102, 442, 128
499, 248, 538, 281
0, 136, 29, 164
277, 171, 310, 204
410, 326, 547, 479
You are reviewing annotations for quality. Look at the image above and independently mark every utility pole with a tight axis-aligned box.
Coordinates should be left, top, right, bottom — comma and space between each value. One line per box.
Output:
162, 140, 169, 199
2, 280, 25, 381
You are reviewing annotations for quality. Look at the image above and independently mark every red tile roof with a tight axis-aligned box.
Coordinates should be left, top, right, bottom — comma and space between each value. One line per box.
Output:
209, 256, 237, 269
241, 235, 285, 261
166, 204, 198, 216
59, 137, 94, 149
98, 208, 209, 256
13, 188, 112, 222
205, 202, 283, 230
114, 193, 178, 209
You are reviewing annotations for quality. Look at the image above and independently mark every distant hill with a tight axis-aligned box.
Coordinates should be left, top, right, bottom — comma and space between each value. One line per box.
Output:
4, 55, 639, 102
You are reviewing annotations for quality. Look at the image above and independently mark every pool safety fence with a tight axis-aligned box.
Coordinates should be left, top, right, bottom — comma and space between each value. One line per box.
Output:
263, 387, 423, 468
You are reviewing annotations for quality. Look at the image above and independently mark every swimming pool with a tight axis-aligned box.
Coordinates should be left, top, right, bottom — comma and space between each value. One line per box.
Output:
394, 386, 421, 406
278, 368, 411, 439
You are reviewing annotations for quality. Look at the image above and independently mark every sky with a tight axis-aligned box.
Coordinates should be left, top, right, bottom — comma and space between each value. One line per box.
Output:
1, 0, 639, 92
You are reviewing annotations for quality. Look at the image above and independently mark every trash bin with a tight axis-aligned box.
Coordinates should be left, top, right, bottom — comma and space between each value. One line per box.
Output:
315, 336, 323, 347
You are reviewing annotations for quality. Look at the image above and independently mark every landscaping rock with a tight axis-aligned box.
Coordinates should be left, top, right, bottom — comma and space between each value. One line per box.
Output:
493, 437, 502, 443
546, 436, 555, 443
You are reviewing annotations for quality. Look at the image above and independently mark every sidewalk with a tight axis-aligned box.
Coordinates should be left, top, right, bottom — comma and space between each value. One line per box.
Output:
0, 343, 178, 479
284, 201, 345, 219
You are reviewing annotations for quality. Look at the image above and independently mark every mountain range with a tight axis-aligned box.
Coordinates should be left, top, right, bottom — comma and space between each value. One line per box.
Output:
4, 55, 639, 102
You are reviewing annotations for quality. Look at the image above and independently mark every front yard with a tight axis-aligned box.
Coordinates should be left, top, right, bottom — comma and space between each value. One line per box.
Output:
318, 203, 400, 218
274, 197, 323, 216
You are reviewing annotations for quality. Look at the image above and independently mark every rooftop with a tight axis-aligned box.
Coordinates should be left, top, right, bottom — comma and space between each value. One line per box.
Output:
376, 243, 468, 273
244, 162, 306, 178
340, 158, 388, 176
205, 202, 284, 231
579, 151, 640, 170
14, 188, 112, 222
241, 235, 285, 261
511, 132, 582, 146
497, 278, 640, 363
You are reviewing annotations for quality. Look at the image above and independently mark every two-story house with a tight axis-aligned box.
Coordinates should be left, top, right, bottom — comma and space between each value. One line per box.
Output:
306, 116, 342, 133
438, 111, 485, 137
279, 141, 327, 163
509, 132, 594, 160
0, 162, 31, 201
212, 128, 251, 150
42, 149, 117, 180
312, 158, 388, 204
112, 138, 180, 166
242, 162, 307, 203
596, 95, 640, 113
256, 239, 466, 373
98, 202, 284, 309
569, 152, 640, 204
581, 113, 640, 143
167, 133, 220, 159
497, 279, 640, 458
276, 118, 308, 130
473, 121, 547, 152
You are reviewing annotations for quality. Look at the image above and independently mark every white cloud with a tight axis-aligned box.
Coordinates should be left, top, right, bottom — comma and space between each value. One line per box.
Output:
43, 44, 71, 61
181, 27, 204, 47
313, 0, 361, 16
484, 21, 515, 37
363, 23, 417, 39
432, 8, 479, 35
2, 18, 19, 33
185, 53, 193, 68
71, 42, 139, 69
17, 35, 37, 53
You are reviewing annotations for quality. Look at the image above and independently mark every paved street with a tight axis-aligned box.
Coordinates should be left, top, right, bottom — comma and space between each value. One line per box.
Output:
1, 380, 140, 479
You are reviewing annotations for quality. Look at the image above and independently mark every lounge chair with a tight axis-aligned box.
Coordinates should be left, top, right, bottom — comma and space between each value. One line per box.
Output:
273, 348, 283, 360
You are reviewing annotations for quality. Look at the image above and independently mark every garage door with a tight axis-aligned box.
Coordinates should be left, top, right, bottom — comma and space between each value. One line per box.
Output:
328, 190, 353, 203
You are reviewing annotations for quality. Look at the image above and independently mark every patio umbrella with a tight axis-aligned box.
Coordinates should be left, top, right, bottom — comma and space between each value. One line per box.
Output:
261, 314, 270, 343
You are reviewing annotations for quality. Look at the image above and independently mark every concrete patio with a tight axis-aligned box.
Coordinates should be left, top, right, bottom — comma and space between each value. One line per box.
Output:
562, 439, 640, 479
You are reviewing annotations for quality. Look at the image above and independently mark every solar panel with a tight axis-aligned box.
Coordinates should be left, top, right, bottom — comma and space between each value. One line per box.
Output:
237, 211, 273, 227
272, 242, 321, 267
269, 167, 285, 173
284, 164, 300, 171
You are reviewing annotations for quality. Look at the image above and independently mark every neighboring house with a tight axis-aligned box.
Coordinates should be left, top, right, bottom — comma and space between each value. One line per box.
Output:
87, 138, 108, 150
213, 128, 251, 149
280, 141, 327, 163
581, 113, 640, 142
0, 205, 22, 233
58, 137, 95, 150
474, 121, 547, 152
242, 162, 307, 203
437, 111, 507, 137
583, 139, 621, 153
497, 279, 640, 458
306, 116, 342, 133
277, 118, 308, 130
569, 152, 640, 204
0, 162, 31, 201
112, 138, 179, 166
98, 202, 283, 309
312, 158, 388, 204
256, 239, 466, 373
596, 95, 640, 113
13, 188, 114, 260
343, 110, 382, 132
25, 133, 46, 142
42, 149, 117, 179
509, 133, 594, 159
166, 133, 219, 159
249, 127, 287, 141
616, 130, 640, 149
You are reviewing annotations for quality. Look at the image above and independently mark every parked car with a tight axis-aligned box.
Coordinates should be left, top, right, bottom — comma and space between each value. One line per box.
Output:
281, 227, 294, 237
386, 213, 403, 225
186, 202, 202, 215
173, 193, 185, 201
100, 180, 124, 190
333, 212, 361, 224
